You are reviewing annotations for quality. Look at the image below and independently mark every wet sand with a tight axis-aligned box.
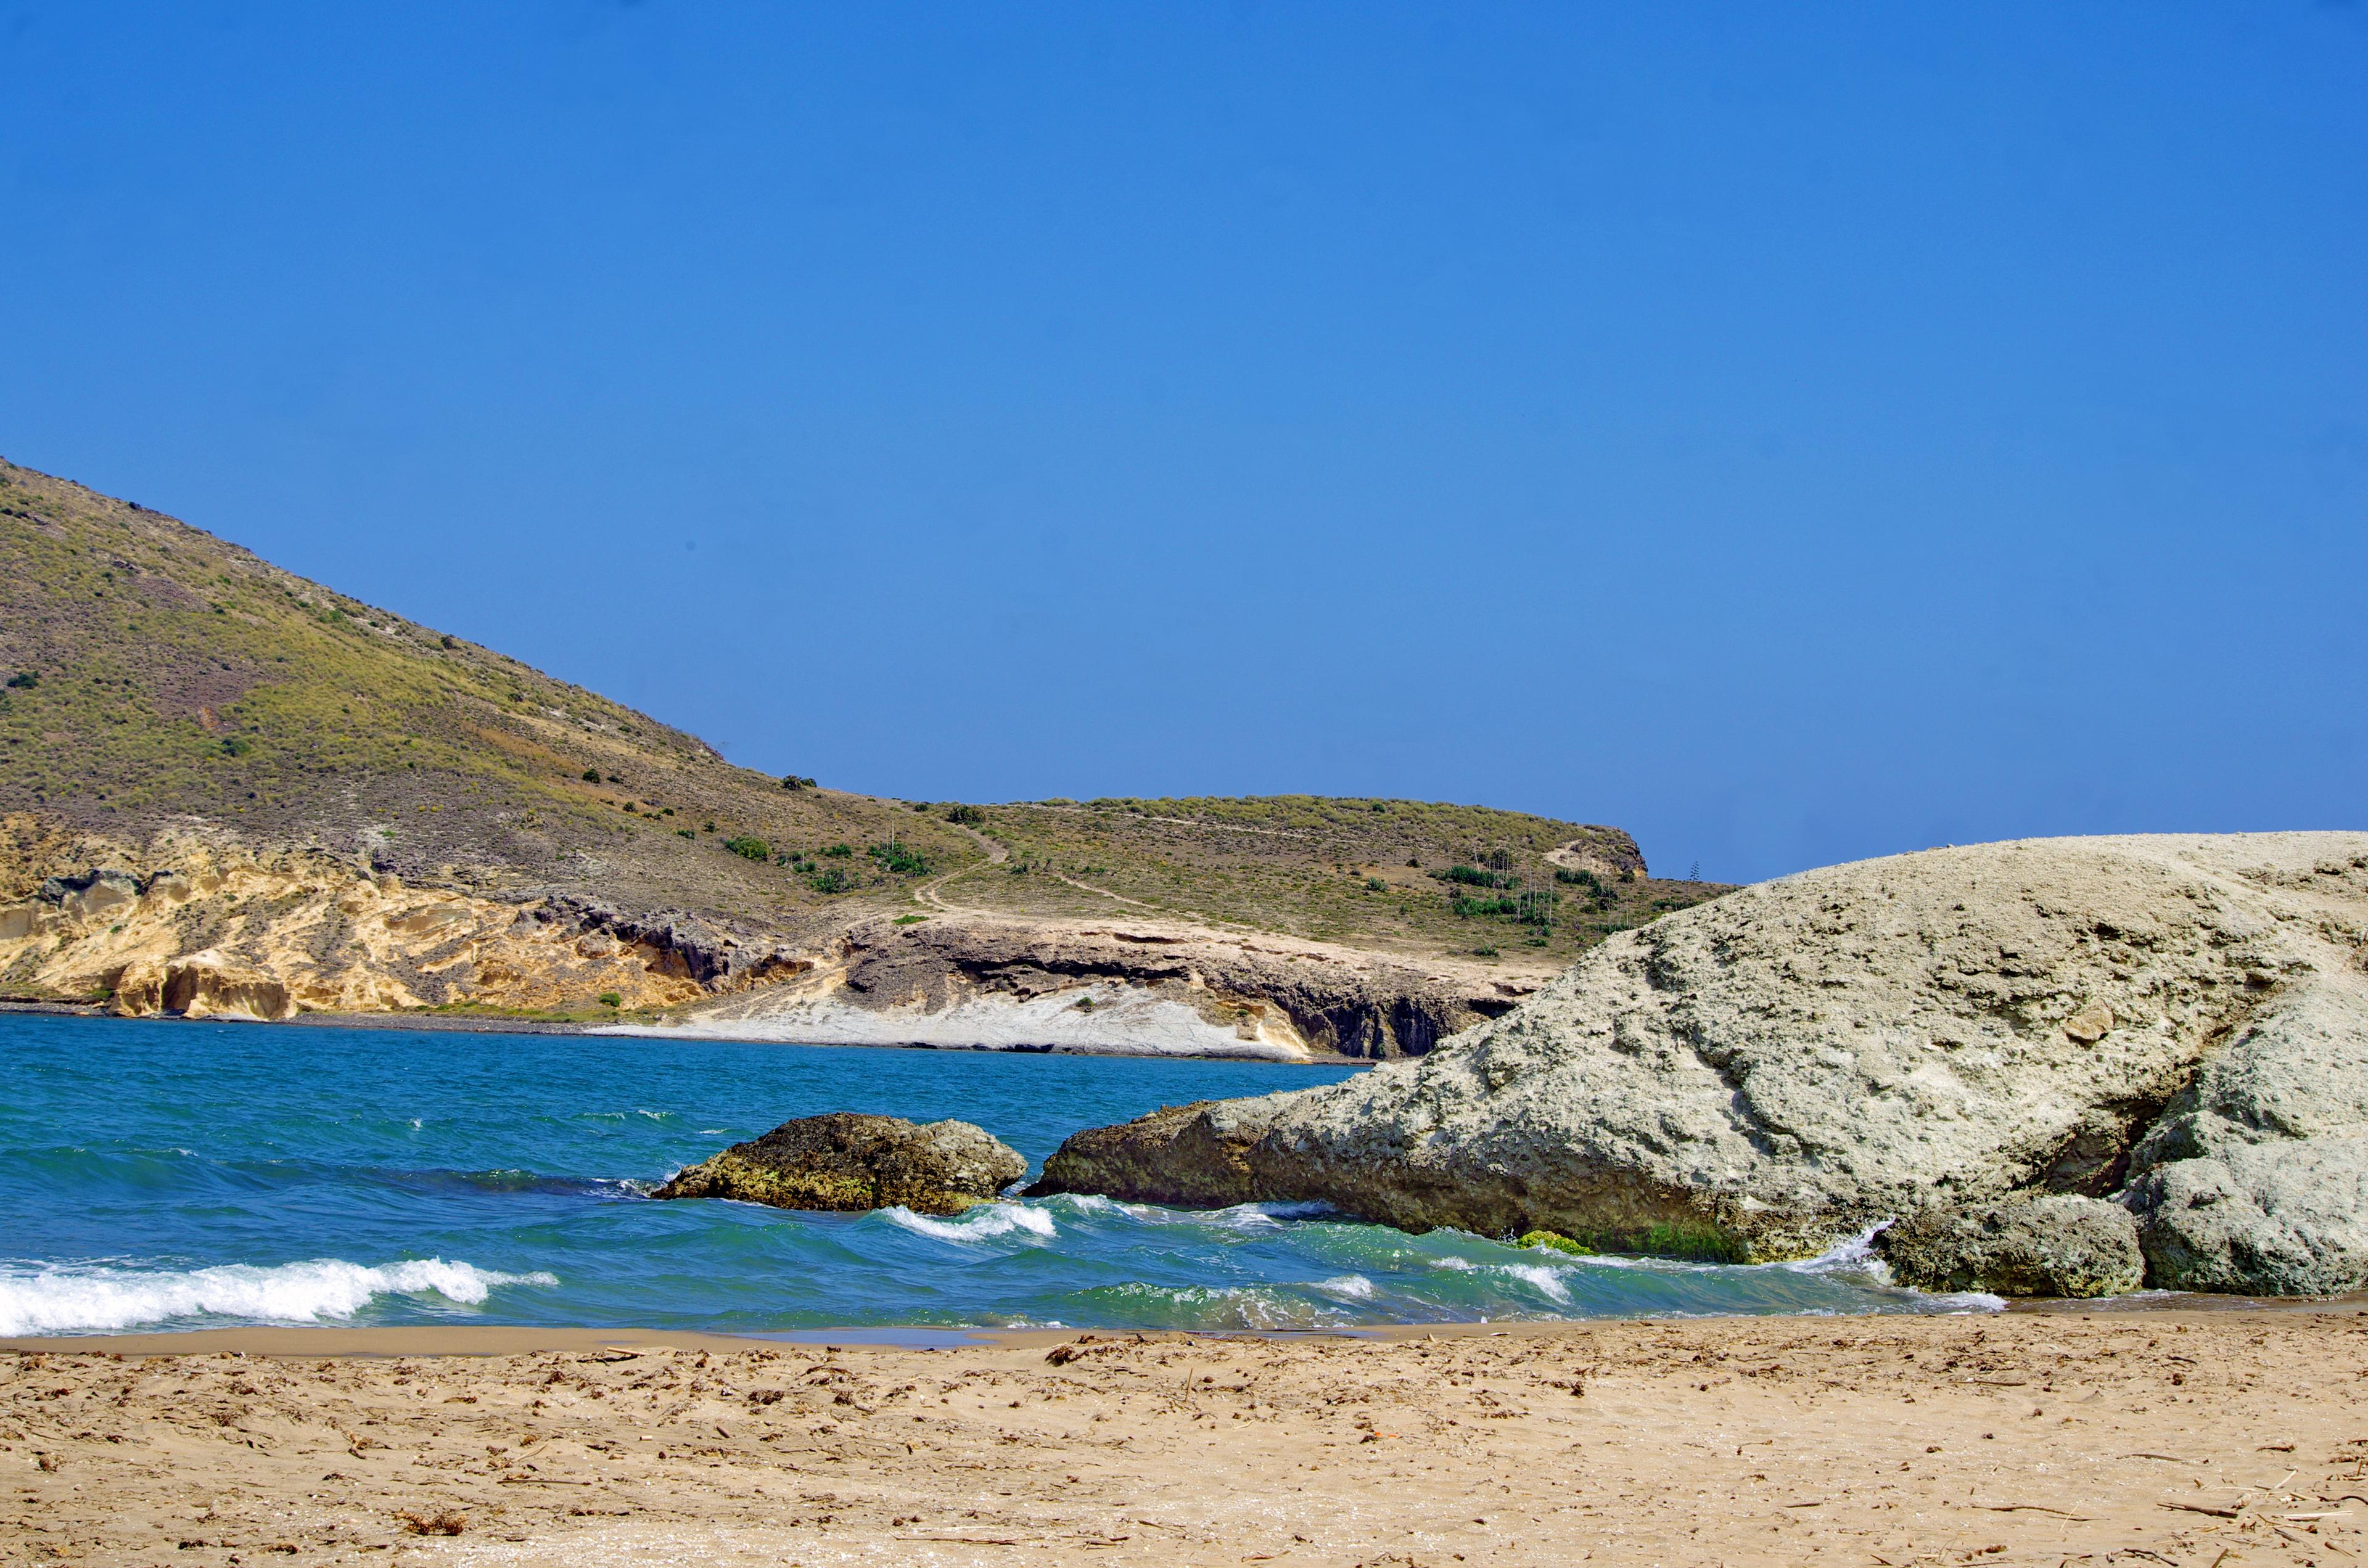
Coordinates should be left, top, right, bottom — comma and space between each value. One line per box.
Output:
7, 1309, 2367, 1566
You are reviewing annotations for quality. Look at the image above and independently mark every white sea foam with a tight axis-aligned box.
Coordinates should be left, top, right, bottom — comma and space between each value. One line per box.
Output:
1315, 1274, 1375, 1300
1431, 1255, 1574, 1303
0, 1258, 559, 1337
882, 1203, 1058, 1244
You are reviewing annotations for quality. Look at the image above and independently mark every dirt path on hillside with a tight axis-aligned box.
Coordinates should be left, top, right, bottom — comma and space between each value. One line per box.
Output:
916, 824, 1008, 915
8, 1309, 2364, 1566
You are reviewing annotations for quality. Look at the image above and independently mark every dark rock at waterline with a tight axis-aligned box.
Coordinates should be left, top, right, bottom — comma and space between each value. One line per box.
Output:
1878, 1196, 2144, 1298
652, 1113, 1026, 1216
1024, 1099, 1280, 1208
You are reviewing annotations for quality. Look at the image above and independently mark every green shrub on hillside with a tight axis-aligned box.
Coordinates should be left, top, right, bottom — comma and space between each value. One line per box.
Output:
870, 841, 930, 876
723, 835, 770, 862
945, 804, 985, 826
806, 866, 852, 894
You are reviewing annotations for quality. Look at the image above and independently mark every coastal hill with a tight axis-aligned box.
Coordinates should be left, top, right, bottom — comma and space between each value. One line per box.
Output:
0, 458, 1725, 1051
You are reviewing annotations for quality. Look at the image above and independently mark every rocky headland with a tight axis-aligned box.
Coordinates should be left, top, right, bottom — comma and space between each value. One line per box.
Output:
0, 456, 1724, 1055
1030, 832, 2368, 1296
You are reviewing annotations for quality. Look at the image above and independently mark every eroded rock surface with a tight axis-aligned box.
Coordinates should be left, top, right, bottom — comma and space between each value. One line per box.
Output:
1036, 833, 2368, 1295
674, 915, 1530, 1061
652, 1113, 1026, 1215
1878, 1196, 2144, 1297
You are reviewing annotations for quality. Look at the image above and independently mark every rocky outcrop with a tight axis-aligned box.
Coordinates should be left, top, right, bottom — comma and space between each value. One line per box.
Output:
2119, 977, 2368, 1294
652, 1114, 1026, 1215
1026, 1098, 1295, 1207
1878, 1196, 2144, 1298
658, 915, 1529, 1061
1034, 834, 2368, 1295
107, 950, 296, 1022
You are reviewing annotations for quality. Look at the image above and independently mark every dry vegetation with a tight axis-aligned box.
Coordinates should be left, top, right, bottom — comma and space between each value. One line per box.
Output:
944, 795, 1726, 963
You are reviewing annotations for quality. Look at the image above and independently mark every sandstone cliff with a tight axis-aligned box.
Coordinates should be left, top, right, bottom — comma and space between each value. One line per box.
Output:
1030, 832, 2368, 1295
0, 816, 1532, 1057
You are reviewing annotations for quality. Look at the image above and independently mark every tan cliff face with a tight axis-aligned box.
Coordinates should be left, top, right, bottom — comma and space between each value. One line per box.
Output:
0, 815, 1544, 1051
0, 816, 713, 1019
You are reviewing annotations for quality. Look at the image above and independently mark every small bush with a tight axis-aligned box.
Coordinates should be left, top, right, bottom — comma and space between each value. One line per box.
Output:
1451, 894, 1520, 919
945, 804, 986, 826
723, 835, 770, 862
676, 828, 696, 840
597, 991, 622, 1009
6, 670, 37, 689
870, 841, 930, 876
823, 843, 852, 858
582, 768, 600, 782
805, 866, 852, 895
1363, 877, 1388, 892
892, 913, 927, 926
439, 634, 456, 649
1437, 865, 1510, 889
220, 737, 251, 757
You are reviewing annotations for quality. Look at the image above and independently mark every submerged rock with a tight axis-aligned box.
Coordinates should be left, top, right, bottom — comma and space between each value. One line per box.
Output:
1878, 1196, 2144, 1297
1035, 833, 2368, 1297
653, 1113, 1026, 1215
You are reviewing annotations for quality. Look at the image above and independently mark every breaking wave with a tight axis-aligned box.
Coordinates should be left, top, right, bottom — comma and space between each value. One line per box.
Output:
881, 1203, 1059, 1245
0, 1258, 559, 1337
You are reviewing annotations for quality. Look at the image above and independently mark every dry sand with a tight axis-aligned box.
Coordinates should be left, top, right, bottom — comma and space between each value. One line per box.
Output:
7, 1309, 2367, 1566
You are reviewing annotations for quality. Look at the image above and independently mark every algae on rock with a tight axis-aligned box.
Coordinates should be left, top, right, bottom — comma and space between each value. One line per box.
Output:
654, 1112, 1026, 1215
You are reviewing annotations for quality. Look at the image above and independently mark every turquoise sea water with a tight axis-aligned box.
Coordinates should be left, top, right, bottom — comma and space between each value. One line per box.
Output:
0, 1014, 1997, 1337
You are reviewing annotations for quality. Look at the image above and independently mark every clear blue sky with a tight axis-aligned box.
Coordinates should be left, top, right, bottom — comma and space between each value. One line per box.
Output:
4, 4, 2361, 882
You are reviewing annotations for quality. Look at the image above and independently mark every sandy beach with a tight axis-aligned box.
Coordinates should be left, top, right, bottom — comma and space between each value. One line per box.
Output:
7, 1308, 2366, 1567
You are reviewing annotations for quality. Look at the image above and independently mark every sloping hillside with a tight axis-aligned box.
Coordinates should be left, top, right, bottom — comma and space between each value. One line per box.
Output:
0, 458, 1727, 1048
0, 458, 980, 935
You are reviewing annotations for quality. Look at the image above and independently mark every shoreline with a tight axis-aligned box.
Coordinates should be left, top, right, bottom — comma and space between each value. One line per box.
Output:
11, 1288, 2367, 1359
0, 999, 1373, 1060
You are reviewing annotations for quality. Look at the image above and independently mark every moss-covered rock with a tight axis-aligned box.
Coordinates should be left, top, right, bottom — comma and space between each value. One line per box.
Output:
652, 1112, 1026, 1215
1516, 1229, 1595, 1257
